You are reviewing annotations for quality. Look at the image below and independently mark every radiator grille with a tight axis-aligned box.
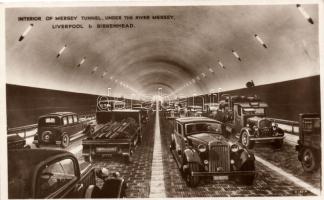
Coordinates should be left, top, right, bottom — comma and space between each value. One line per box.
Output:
209, 144, 230, 172
259, 127, 273, 137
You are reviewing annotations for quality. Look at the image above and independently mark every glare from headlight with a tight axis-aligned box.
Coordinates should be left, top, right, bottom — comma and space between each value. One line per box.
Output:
272, 122, 278, 128
231, 144, 239, 152
198, 144, 207, 152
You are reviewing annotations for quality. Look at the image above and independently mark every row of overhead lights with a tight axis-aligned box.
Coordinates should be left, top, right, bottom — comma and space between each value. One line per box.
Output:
16, 4, 314, 98
18, 23, 141, 96
171, 4, 314, 96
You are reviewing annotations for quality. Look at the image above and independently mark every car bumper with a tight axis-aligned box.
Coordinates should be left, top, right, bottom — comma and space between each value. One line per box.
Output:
249, 136, 284, 141
191, 170, 255, 177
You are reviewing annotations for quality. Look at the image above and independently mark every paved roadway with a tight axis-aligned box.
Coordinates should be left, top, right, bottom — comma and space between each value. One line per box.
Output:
22, 109, 321, 197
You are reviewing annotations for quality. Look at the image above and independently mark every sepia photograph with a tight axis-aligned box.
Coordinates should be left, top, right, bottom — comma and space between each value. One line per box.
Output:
0, 0, 322, 199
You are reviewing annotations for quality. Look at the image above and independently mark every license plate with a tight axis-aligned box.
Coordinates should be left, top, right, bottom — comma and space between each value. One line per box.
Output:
213, 176, 228, 181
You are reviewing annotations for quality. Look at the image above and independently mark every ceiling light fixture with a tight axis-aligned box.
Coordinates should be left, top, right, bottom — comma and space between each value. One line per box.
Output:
56, 45, 67, 58
296, 4, 314, 24
18, 24, 34, 41
232, 49, 242, 61
77, 57, 86, 67
254, 34, 268, 48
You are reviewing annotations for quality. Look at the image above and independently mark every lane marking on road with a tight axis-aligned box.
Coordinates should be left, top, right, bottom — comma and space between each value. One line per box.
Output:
255, 155, 321, 196
149, 102, 166, 198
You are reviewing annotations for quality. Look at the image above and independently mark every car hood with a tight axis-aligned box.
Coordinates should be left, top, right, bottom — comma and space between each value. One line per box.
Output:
188, 133, 228, 145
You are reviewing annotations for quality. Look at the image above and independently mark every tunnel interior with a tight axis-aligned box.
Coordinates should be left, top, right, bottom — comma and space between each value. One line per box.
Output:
5, 4, 319, 99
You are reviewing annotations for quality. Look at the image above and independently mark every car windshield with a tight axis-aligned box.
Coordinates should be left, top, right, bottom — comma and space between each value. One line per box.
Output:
186, 122, 222, 136
38, 117, 60, 126
242, 108, 265, 115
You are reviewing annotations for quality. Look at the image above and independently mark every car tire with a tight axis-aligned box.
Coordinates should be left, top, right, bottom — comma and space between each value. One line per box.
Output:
272, 139, 283, 149
301, 148, 319, 172
124, 155, 132, 163
137, 134, 142, 145
84, 185, 101, 198
61, 134, 70, 148
237, 161, 255, 186
170, 139, 176, 151
41, 131, 51, 144
240, 131, 254, 149
185, 163, 200, 187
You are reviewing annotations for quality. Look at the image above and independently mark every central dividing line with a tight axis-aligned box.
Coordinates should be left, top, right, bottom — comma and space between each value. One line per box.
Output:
149, 102, 166, 198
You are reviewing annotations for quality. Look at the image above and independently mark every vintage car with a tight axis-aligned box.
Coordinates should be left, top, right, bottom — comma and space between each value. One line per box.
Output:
33, 112, 94, 148
296, 113, 321, 172
186, 106, 203, 117
170, 117, 255, 187
7, 134, 31, 150
202, 103, 220, 118
216, 95, 284, 149
8, 149, 126, 199
165, 108, 180, 120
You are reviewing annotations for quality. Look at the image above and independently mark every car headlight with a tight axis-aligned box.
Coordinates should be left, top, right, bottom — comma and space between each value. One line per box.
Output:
198, 144, 207, 152
230, 144, 239, 152
253, 125, 258, 131
271, 122, 278, 127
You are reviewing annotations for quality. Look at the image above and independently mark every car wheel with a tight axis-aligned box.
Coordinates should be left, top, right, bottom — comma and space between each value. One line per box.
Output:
185, 163, 200, 187
272, 139, 283, 149
240, 131, 254, 149
301, 148, 319, 172
237, 161, 255, 185
41, 131, 51, 144
170, 139, 176, 151
124, 155, 132, 163
61, 134, 70, 148
137, 134, 142, 145
84, 185, 101, 198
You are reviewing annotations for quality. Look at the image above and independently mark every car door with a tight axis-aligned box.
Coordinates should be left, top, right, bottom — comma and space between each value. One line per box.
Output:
35, 157, 81, 198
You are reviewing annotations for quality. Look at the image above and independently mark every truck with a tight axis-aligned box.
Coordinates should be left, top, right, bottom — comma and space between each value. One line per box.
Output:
82, 110, 142, 163
215, 95, 284, 149
296, 113, 321, 172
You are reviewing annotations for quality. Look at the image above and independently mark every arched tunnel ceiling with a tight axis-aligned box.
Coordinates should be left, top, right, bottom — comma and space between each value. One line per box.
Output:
5, 4, 319, 99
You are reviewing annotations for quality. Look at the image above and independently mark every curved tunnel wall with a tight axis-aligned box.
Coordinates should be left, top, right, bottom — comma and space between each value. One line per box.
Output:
7, 75, 320, 128
6, 85, 136, 128
185, 75, 320, 121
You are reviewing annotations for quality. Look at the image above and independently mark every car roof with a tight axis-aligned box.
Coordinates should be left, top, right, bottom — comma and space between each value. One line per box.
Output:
8, 149, 74, 198
39, 112, 76, 118
176, 117, 219, 123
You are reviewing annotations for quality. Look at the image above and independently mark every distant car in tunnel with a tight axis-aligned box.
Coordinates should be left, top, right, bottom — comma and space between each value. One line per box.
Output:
296, 113, 321, 172
186, 106, 203, 117
170, 117, 255, 187
8, 149, 126, 199
33, 112, 94, 148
